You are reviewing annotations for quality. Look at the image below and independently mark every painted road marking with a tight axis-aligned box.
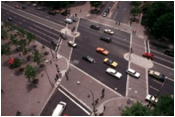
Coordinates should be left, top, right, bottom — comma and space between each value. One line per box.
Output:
146, 69, 149, 96
154, 56, 174, 65
113, 11, 118, 20
58, 88, 91, 115
149, 86, 159, 92
29, 27, 58, 41
33, 24, 61, 36
153, 79, 163, 85
70, 63, 122, 97
153, 61, 174, 71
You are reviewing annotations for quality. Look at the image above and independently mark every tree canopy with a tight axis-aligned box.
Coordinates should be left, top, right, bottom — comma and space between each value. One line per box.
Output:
90, 1, 102, 8
121, 101, 152, 116
2, 45, 11, 56
33, 50, 45, 65
130, 7, 141, 18
25, 64, 37, 81
131, 1, 141, 7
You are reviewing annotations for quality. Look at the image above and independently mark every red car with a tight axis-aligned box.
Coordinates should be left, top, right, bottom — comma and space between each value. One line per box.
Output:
142, 52, 154, 59
96, 47, 109, 55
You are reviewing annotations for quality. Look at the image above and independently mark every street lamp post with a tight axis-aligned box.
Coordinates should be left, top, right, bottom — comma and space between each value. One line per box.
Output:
77, 81, 96, 115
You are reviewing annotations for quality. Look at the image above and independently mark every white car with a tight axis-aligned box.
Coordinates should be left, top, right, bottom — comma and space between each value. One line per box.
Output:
126, 68, 140, 78
102, 12, 107, 17
68, 41, 77, 48
104, 29, 114, 35
52, 101, 67, 116
65, 18, 73, 24
106, 68, 122, 79
145, 94, 158, 103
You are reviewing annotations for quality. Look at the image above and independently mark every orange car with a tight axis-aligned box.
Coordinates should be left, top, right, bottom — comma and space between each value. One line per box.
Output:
96, 47, 109, 55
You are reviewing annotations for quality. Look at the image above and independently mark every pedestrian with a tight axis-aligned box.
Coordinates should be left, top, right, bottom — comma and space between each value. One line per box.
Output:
50, 60, 52, 64
16, 111, 21, 116
55, 64, 58, 68
41, 74, 43, 77
118, 21, 120, 25
130, 47, 133, 53
102, 88, 105, 94
99, 113, 104, 116
75, 13, 77, 17
1, 89, 4, 94
87, 93, 90, 98
101, 94, 104, 99
19, 53, 21, 57
65, 72, 69, 80
130, 21, 132, 25
104, 106, 106, 111
80, 9, 82, 12
132, 30, 134, 34
95, 98, 99, 104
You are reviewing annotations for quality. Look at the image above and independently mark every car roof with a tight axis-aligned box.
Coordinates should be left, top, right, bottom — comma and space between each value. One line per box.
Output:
154, 71, 160, 76
128, 68, 135, 73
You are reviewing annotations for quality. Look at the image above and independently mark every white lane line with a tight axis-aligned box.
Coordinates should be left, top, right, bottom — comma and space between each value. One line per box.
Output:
153, 61, 174, 71
149, 86, 159, 92
126, 29, 132, 97
101, 1, 111, 15
58, 88, 91, 115
153, 79, 163, 85
146, 69, 149, 96
113, 11, 118, 20
154, 56, 173, 65
29, 27, 57, 41
144, 40, 146, 52
150, 46, 174, 59
166, 77, 174, 82
70, 63, 123, 97
2, 3, 64, 28
33, 24, 60, 36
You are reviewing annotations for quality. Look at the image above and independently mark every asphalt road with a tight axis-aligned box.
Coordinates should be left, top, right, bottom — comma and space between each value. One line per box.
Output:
40, 87, 90, 116
100, 1, 115, 17
71, 18, 130, 96
2, 8, 63, 51
110, 1, 133, 24
3, 1, 66, 27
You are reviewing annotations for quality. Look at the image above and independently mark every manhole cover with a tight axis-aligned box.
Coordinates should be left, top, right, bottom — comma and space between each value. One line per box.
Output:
73, 60, 79, 64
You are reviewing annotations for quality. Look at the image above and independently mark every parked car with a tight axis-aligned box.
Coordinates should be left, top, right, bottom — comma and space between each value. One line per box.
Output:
65, 18, 73, 24
90, 25, 100, 30
102, 12, 107, 17
145, 94, 158, 104
106, 68, 122, 79
70, 16, 78, 22
142, 52, 154, 59
148, 70, 167, 82
51, 39, 58, 46
164, 50, 174, 57
104, 29, 114, 35
48, 11, 56, 15
82, 56, 95, 63
14, 5, 20, 9
96, 47, 109, 55
103, 58, 118, 67
7, 17, 13, 21
68, 41, 77, 48
100, 36, 111, 43
60, 33, 68, 40
126, 68, 140, 78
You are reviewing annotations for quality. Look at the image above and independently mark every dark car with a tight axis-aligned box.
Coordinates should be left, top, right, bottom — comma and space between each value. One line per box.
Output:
164, 50, 174, 57
82, 56, 95, 63
105, 8, 109, 13
71, 16, 78, 22
21, 6, 26, 9
48, 11, 56, 15
7, 17, 13, 21
61, 11, 70, 16
100, 36, 111, 43
60, 33, 68, 40
90, 25, 100, 30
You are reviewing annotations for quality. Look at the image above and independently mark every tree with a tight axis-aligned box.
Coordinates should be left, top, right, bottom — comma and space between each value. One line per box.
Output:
25, 64, 37, 81
27, 33, 35, 44
131, 1, 141, 7
2, 45, 11, 56
17, 39, 27, 54
130, 7, 141, 20
10, 34, 17, 45
10, 57, 22, 68
152, 94, 174, 116
1, 27, 8, 40
90, 1, 102, 9
144, 1, 168, 29
152, 12, 174, 41
121, 101, 152, 116
33, 49, 45, 65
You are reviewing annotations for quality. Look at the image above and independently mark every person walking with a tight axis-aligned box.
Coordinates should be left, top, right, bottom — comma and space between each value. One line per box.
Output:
102, 88, 105, 94
118, 21, 120, 25
65, 72, 69, 80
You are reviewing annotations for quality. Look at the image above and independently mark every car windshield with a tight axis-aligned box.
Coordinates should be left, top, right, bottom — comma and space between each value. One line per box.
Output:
108, 59, 113, 63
